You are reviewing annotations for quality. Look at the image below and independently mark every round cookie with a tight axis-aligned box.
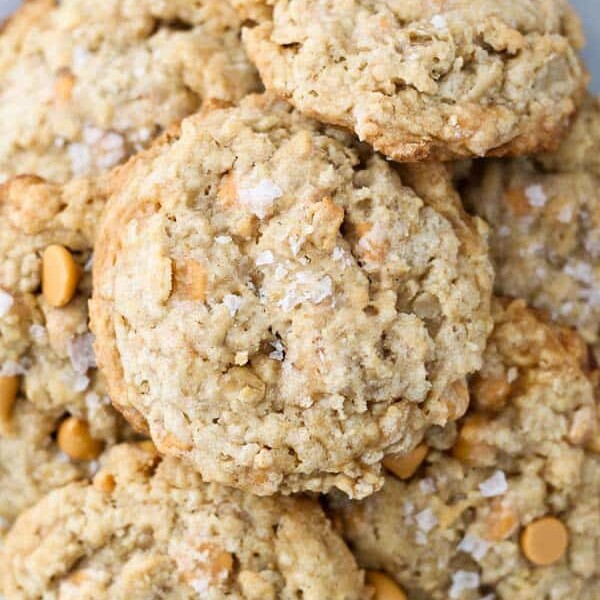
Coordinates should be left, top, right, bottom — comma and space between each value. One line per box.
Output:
463, 95, 600, 350
329, 298, 599, 600
0, 175, 134, 523
90, 93, 493, 498
1, 443, 368, 600
236, 0, 587, 162
0, 0, 260, 183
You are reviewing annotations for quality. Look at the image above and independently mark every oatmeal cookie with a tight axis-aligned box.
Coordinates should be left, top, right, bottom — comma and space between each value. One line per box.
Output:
236, 0, 587, 162
1, 443, 367, 600
330, 298, 599, 600
463, 95, 600, 347
0, 174, 134, 523
90, 93, 493, 498
0, 0, 260, 183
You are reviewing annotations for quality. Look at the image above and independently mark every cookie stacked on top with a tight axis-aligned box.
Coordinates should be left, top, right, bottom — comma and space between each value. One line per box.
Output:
0, 1, 597, 599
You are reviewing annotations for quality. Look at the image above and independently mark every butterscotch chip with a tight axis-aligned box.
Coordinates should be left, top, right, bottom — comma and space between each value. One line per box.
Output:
57, 416, 104, 461
90, 93, 493, 498
1, 444, 368, 600
452, 415, 496, 467
0, 375, 19, 430
366, 571, 407, 600
471, 374, 511, 412
0, 0, 260, 182
42, 245, 82, 308
521, 517, 569, 566
236, 0, 586, 162
383, 444, 428, 480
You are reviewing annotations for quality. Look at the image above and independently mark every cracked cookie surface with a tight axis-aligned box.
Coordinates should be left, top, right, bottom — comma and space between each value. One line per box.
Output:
1, 443, 367, 600
236, 0, 586, 162
463, 95, 600, 350
91, 93, 493, 498
329, 298, 599, 600
0, 175, 134, 524
0, 0, 260, 183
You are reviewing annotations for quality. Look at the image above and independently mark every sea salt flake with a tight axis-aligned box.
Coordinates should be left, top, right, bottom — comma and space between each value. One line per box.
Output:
68, 143, 92, 176
419, 477, 436, 494
450, 571, 480, 599
332, 247, 345, 261
223, 294, 243, 316
415, 507, 437, 533
0, 360, 27, 376
84, 253, 94, 272
506, 367, 518, 383
256, 250, 275, 266
458, 533, 489, 561
215, 235, 232, 245
557, 204, 574, 223
238, 179, 282, 219
564, 261, 594, 285
0, 290, 13, 318
269, 340, 285, 361
479, 470, 508, 497
431, 14, 447, 29
525, 184, 547, 208
68, 333, 97, 374
274, 264, 288, 280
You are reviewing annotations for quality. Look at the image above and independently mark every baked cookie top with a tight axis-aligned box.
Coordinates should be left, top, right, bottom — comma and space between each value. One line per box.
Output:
0, 175, 133, 522
463, 95, 600, 348
1, 443, 368, 600
90, 93, 493, 498
0, 0, 260, 183
236, 0, 587, 162
330, 298, 599, 600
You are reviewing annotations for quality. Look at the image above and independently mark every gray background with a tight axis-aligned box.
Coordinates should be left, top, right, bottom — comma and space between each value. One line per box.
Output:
0, 0, 598, 90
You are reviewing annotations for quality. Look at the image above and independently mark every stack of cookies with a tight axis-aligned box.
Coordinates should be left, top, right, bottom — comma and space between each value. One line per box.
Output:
0, 1, 597, 599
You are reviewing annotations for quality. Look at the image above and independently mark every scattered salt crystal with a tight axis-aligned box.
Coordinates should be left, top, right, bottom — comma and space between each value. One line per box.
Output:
449, 571, 480, 599
403, 500, 415, 518
458, 533, 489, 561
332, 247, 345, 261
506, 367, 518, 383
498, 225, 511, 237
256, 250, 275, 266
419, 477, 436, 494
72, 373, 90, 392
0, 360, 27, 376
28, 324, 46, 341
415, 531, 427, 545
83, 126, 104, 145
97, 132, 126, 169
431, 14, 447, 29
479, 470, 508, 497
72, 46, 90, 70
215, 235, 232, 245
415, 507, 437, 533
68, 143, 92, 176
311, 275, 333, 303
84, 253, 94, 272
238, 179, 282, 219
223, 294, 243, 316
564, 261, 595, 285
269, 340, 285, 361
557, 204, 573, 223
0, 290, 13, 318
274, 264, 288, 280
87, 460, 100, 475
525, 184, 547, 208
68, 333, 97, 374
